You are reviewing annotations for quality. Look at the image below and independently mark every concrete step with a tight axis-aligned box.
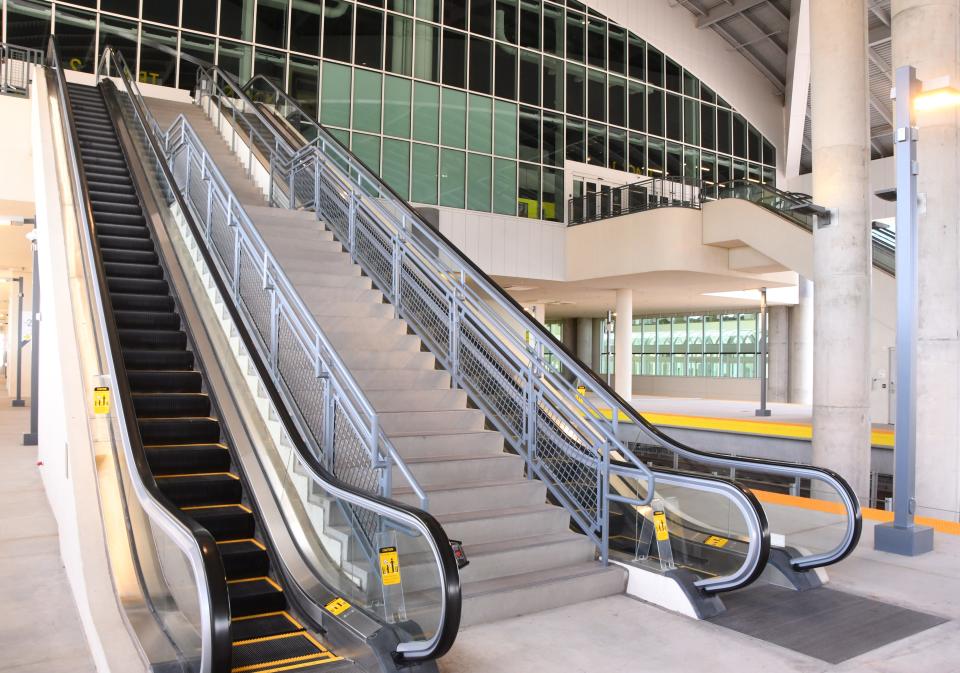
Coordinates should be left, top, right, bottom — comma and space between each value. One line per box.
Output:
338, 349, 436, 372
285, 270, 371, 289
317, 316, 408, 338
433, 504, 572, 546
389, 430, 504, 459
271, 250, 356, 268
399, 454, 523, 486
261, 235, 343, 255
298, 285, 383, 304
310, 301, 394, 319
246, 204, 326, 225
326, 329, 421, 352
458, 562, 626, 627
393, 478, 546, 516
365, 387, 466, 412
379, 409, 486, 434
351, 368, 450, 390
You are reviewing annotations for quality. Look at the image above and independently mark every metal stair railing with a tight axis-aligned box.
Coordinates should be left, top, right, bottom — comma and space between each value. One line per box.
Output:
1, 42, 43, 96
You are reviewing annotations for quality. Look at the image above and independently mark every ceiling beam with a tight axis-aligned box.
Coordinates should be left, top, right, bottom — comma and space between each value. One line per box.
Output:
713, 22, 786, 92
739, 11, 788, 58
696, 0, 768, 29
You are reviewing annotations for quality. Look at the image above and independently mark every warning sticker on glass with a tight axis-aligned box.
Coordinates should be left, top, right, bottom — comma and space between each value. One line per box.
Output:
379, 546, 402, 586
93, 386, 111, 415
704, 535, 729, 548
653, 510, 670, 542
325, 597, 351, 616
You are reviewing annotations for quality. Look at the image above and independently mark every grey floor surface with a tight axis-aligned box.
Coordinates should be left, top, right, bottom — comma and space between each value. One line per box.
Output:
0, 391, 97, 673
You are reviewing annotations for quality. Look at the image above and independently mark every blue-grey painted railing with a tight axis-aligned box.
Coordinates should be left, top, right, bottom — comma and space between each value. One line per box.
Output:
1, 42, 42, 96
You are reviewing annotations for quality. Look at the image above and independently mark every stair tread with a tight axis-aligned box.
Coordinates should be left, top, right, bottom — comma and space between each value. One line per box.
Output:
460, 561, 623, 598
433, 503, 566, 525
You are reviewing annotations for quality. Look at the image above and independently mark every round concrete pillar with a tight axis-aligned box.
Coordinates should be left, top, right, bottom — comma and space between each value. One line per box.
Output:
614, 289, 634, 401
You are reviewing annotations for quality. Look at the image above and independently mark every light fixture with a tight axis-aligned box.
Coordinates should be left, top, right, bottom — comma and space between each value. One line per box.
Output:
914, 86, 960, 112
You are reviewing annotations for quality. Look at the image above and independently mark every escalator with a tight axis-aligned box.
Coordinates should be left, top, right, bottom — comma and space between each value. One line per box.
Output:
50, 37, 461, 673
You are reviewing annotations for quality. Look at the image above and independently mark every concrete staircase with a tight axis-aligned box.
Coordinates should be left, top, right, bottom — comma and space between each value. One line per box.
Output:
145, 94, 626, 627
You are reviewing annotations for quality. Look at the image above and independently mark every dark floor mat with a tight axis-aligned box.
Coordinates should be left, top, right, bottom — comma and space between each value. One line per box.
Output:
711, 584, 948, 663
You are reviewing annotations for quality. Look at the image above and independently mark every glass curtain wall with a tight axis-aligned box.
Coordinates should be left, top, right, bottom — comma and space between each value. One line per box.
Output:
2, 0, 778, 222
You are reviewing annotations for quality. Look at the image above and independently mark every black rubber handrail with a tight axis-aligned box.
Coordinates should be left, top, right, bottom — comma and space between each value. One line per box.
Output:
102, 49, 462, 661
48, 35, 233, 673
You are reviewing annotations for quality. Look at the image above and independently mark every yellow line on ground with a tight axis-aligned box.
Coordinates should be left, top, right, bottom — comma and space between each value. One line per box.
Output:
235, 656, 343, 673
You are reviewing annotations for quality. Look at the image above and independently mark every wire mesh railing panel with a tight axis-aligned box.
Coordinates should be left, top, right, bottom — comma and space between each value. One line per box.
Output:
236, 245, 273, 348
208, 194, 235, 276
353, 208, 393, 292
317, 175, 350, 242
398, 261, 450, 356
276, 311, 326, 451
534, 403, 602, 522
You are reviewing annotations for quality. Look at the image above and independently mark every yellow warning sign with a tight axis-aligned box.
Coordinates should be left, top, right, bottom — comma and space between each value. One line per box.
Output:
93, 386, 111, 415
379, 546, 401, 586
577, 385, 586, 395
653, 510, 670, 542
704, 535, 729, 548
324, 597, 351, 616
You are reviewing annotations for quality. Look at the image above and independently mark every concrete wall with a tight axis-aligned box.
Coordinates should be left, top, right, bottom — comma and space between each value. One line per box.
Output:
0, 91, 35, 214
629, 375, 761, 400
787, 155, 897, 222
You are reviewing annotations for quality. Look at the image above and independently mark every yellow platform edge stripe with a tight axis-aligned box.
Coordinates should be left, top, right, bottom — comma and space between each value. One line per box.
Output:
753, 489, 960, 536
593, 407, 895, 447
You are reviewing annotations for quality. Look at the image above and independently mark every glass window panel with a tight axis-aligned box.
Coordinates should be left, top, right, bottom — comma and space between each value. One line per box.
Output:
543, 3, 564, 56
542, 56, 563, 110
666, 92, 682, 141
467, 153, 492, 211
542, 166, 563, 222
218, 40, 253, 81
740, 354, 757, 378
55, 6, 96, 74
701, 83, 716, 103
648, 87, 664, 136
254, 48, 286, 88
442, 28, 466, 87
351, 132, 381, 172
100, 0, 137, 17
98, 15, 138, 79
519, 50, 540, 105
672, 354, 687, 377
586, 123, 605, 166
628, 82, 645, 132
183, 0, 218, 34
494, 43, 518, 99
666, 142, 682, 176
493, 158, 517, 214
518, 106, 540, 162
520, 0, 541, 49
566, 116, 585, 163
440, 149, 466, 207
354, 8, 384, 68
739, 313, 757, 352
587, 19, 605, 68
656, 317, 671, 352
762, 166, 775, 185
142, 0, 178, 27
671, 315, 687, 352
323, 0, 353, 62
416, 0, 440, 21
444, 0, 467, 29
469, 37, 493, 94
748, 162, 762, 183
566, 11, 584, 62
414, 21, 440, 81
518, 162, 540, 218
496, 0, 518, 44
291, 1, 322, 54
411, 143, 439, 203
721, 314, 739, 353
382, 139, 411, 198
704, 314, 720, 353
386, 14, 414, 75
701, 151, 716, 185
256, 0, 287, 48
647, 137, 664, 175
219, 0, 252, 39
684, 147, 700, 180
684, 98, 700, 145
628, 133, 645, 175
748, 125, 762, 163
383, 76, 412, 137
657, 353, 671, 376
733, 114, 747, 158
391, 0, 413, 13
353, 69, 382, 132
683, 70, 698, 98
688, 352, 704, 377
471, 0, 493, 36
665, 57, 682, 92
734, 159, 747, 180
328, 127, 350, 144
716, 154, 732, 183
566, 63, 585, 117
628, 33, 645, 80
494, 99, 517, 157
179, 32, 217, 92
717, 107, 732, 154
763, 138, 776, 166
587, 69, 605, 122
468, 94, 493, 152
608, 75, 626, 128
412, 81, 440, 142
721, 354, 738, 378
288, 56, 320, 118
360, 0, 385, 6
441, 88, 467, 148
320, 61, 352, 127
608, 127, 626, 172
647, 46, 663, 87
701, 103, 716, 150
542, 111, 563, 166
608, 25, 626, 75
687, 315, 703, 353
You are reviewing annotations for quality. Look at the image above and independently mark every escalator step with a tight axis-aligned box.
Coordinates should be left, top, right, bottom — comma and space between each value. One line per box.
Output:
230, 612, 304, 642
227, 577, 287, 618
134, 392, 210, 418
89, 189, 139, 206
101, 248, 158, 265
156, 472, 242, 507
85, 165, 132, 179
123, 348, 194, 371
108, 277, 169, 295
97, 234, 155, 252
219, 539, 270, 580
145, 443, 231, 474
87, 179, 135, 195
138, 417, 220, 445
231, 630, 339, 670
110, 292, 174, 312
96, 223, 149, 239
114, 310, 180, 330
104, 261, 163, 279
92, 201, 144, 216
128, 370, 202, 393
183, 503, 255, 540
119, 328, 186, 349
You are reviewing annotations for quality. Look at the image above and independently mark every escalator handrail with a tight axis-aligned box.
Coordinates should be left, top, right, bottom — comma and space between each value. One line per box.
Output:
100, 47, 461, 661
240, 77, 861, 573
48, 36, 232, 673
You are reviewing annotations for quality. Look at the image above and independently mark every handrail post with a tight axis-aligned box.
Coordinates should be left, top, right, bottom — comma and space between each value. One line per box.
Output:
601, 442, 611, 566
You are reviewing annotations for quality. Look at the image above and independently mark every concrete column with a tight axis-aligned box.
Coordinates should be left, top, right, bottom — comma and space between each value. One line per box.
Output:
892, 0, 960, 519
576, 318, 594, 369
789, 276, 814, 404
810, 0, 872, 500
591, 319, 603, 377
768, 306, 790, 403
614, 289, 633, 400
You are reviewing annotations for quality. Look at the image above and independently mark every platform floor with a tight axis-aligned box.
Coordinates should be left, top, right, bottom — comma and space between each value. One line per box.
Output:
0, 391, 96, 673
440, 518, 960, 673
